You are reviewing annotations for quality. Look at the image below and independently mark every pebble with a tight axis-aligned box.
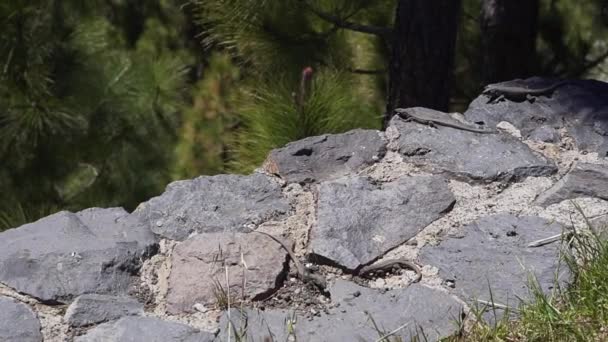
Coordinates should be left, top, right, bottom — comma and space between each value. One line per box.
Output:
193, 303, 208, 313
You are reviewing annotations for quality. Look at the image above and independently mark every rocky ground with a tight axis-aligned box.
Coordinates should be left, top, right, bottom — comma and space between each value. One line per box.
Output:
1, 77, 608, 341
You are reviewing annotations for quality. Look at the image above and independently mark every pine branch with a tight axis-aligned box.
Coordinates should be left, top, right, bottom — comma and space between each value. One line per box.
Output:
298, 0, 392, 39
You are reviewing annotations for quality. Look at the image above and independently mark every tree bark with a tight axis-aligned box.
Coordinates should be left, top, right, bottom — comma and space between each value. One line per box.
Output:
384, 0, 462, 128
480, 0, 539, 85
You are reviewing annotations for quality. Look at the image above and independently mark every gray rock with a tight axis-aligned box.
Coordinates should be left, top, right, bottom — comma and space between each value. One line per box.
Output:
465, 77, 608, 156
311, 175, 455, 270
219, 280, 463, 342
262, 129, 386, 184
0, 208, 157, 303
0, 296, 42, 342
389, 115, 557, 182
64, 294, 143, 327
74, 316, 215, 342
420, 214, 569, 311
535, 163, 608, 207
133, 174, 290, 240
166, 232, 288, 314
528, 125, 560, 143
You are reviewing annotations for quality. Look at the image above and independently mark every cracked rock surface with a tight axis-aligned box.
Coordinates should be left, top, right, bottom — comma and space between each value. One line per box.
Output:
311, 175, 455, 269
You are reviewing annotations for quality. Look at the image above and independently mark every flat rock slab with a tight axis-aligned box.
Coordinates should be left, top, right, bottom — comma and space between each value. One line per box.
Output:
388, 115, 556, 182
465, 78, 608, 156
64, 294, 143, 327
133, 174, 290, 240
166, 232, 287, 314
420, 214, 569, 310
0, 208, 157, 303
262, 129, 387, 184
311, 175, 455, 270
0, 296, 42, 342
219, 280, 463, 342
74, 316, 215, 342
535, 163, 608, 207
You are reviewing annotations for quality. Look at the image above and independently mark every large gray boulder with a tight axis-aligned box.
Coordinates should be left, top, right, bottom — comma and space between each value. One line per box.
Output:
0, 208, 157, 303
133, 174, 291, 240
310, 175, 455, 270
0, 296, 42, 342
262, 129, 387, 184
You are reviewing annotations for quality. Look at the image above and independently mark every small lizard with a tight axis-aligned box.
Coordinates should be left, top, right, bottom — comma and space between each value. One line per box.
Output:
253, 231, 327, 292
482, 80, 575, 103
394, 107, 497, 134
358, 258, 422, 282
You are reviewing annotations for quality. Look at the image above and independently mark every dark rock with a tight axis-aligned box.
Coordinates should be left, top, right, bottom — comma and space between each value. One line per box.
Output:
388, 115, 557, 182
133, 174, 290, 241
166, 232, 287, 314
64, 294, 143, 327
0, 296, 41, 342
466, 77, 608, 156
219, 280, 463, 342
535, 163, 608, 207
74, 316, 215, 342
311, 175, 455, 270
420, 214, 569, 311
262, 129, 387, 184
0, 208, 157, 303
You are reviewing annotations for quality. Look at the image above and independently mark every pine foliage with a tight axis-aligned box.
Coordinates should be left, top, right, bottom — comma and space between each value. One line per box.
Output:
230, 69, 381, 173
0, 0, 189, 229
194, 0, 387, 172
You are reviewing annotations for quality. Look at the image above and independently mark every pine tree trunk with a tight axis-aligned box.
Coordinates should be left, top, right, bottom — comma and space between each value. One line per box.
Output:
384, 0, 462, 128
480, 0, 539, 85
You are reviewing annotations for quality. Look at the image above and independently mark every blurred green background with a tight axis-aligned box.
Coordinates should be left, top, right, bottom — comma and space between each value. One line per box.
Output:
1, 0, 607, 229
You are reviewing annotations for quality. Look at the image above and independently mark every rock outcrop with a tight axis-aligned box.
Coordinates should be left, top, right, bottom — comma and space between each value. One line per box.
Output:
1, 77, 608, 341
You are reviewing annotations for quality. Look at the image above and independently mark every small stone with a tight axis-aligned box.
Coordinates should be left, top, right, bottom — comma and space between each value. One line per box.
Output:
193, 303, 208, 313
156, 220, 163, 227
352, 291, 361, 298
